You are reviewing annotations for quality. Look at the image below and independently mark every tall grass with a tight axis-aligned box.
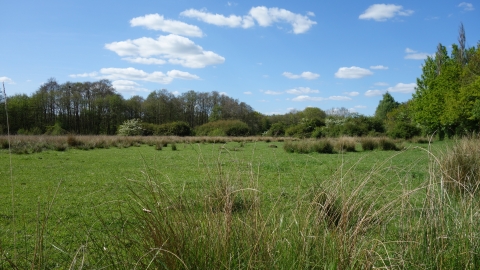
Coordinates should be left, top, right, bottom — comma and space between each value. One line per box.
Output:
4, 135, 480, 268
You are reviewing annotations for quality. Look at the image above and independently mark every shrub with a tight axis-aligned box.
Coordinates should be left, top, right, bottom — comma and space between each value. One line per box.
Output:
195, 120, 250, 137
44, 123, 67, 136
387, 122, 421, 139
360, 137, 378, 151
155, 121, 192, 136
117, 119, 143, 136
378, 137, 399, 151
266, 122, 285, 136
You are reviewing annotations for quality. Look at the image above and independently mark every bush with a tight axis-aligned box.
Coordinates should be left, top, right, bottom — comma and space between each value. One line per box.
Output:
195, 120, 250, 137
45, 123, 67, 136
155, 121, 192, 136
378, 137, 399, 151
266, 122, 285, 136
118, 119, 143, 136
283, 139, 334, 154
387, 122, 421, 139
360, 137, 378, 151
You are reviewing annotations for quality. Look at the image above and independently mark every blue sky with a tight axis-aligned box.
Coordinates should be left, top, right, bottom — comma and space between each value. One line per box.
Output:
1, 1, 479, 115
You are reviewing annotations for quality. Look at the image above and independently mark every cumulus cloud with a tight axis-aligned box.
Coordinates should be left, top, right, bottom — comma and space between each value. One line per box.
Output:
285, 87, 319, 95
181, 6, 316, 34
387, 83, 416, 93
344, 91, 359, 96
112, 80, 149, 94
404, 48, 431, 60
374, 82, 389, 86
122, 57, 167, 65
359, 4, 414, 21
282, 71, 320, 80
72, 67, 200, 85
370, 65, 388, 70
335, 66, 373, 79
105, 34, 225, 68
69, 72, 99, 78
0, 77, 16, 84
166, 70, 200, 80
130, 14, 203, 37
292, 95, 351, 102
365, 90, 384, 97
458, 2, 474, 11
243, 91, 252, 95
354, 105, 367, 109
181, 9, 254, 28
263, 90, 283, 95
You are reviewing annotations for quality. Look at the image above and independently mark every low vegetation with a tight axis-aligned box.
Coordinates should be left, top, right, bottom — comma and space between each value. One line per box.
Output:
2, 134, 480, 268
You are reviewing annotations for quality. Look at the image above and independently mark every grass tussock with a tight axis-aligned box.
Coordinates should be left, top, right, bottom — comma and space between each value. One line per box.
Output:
440, 134, 480, 196
334, 136, 357, 152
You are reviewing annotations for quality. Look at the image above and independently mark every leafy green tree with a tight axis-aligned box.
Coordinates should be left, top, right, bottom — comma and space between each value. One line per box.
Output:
374, 92, 399, 121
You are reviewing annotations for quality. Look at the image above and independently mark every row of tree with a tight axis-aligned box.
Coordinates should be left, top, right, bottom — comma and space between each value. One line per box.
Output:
0, 79, 262, 135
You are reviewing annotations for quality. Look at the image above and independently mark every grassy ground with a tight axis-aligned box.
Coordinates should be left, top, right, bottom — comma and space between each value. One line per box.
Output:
1, 137, 474, 268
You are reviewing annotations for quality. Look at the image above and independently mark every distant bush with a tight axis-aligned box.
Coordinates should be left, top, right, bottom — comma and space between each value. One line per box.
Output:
378, 137, 399, 151
195, 120, 250, 136
387, 122, 421, 139
283, 139, 334, 154
359, 137, 378, 151
118, 119, 143, 136
266, 122, 286, 136
45, 123, 67, 136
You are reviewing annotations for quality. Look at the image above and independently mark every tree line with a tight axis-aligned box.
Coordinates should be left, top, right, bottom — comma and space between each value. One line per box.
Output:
0, 78, 262, 135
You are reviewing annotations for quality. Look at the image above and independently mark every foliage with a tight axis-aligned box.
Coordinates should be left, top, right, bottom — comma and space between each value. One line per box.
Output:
195, 120, 250, 136
266, 122, 286, 136
374, 92, 399, 121
412, 26, 480, 137
117, 119, 144, 136
386, 101, 421, 139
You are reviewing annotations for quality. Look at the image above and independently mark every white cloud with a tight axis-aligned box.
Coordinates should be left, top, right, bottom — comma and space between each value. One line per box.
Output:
374, 82, 389, 86
282, 71, 320, 80
292, 95, 351, 102
0, 77, 16, 84
181, 9, 254, 28
95, 67, 199, 84
285, 87, 319, 95
249, 6, 317, 34
387, 83, 416, 94
219, 92, 228, 96
307, 11, 315, 17
359, 4, 414, 21
243, 91, 252, 95
335, 66, 373, 79
122, 57, 167, 65
166, 70, 200, 80
370, 65, 388, 70
130, 14, 203, 37
404, 48, 431, 60
263, 90, 283, 95
112, 80, 149, 94
69, 72, 98, 78
458, 2, 475, 11
105, 34, 225, 68
354, 105, 367, 109
344, 91, 359, 96
181, 6, 316, 34
365, 90, 384, 97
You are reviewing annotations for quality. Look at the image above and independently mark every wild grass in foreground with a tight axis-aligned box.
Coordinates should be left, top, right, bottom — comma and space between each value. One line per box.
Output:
2, 136, 480, 268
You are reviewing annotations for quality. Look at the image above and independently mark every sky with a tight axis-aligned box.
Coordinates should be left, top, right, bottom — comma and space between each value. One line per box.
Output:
1, 0, 479, 116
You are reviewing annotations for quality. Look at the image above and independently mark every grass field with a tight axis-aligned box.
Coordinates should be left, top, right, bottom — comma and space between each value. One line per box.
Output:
1, 136, 479, 269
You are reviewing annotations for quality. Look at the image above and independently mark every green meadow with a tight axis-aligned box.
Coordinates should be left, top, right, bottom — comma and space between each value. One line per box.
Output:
1, 136, 479, 269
